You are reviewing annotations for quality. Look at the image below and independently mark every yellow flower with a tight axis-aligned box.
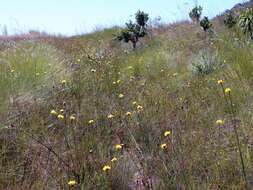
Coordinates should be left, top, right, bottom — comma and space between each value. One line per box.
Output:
70, 115, 76, 121
225, 88, 231, 94
111, 157, 117, 162
57, 114, 65, 120
160, 143, 167, 150
217, 79, 224, 85
128, 66, 133, 69
61, 80, 66, 85
164, 131, 171, 137
35, 72, 40, 76
125, 111, 132, 116
10, 69, 15, 73
60, 109, 64, 113
77, 58, 81, 62
102, 165, 111, 172
91, 69, 96, 73
137, 105, 143, 111
115, 144, 122, 150
88, 120, 94, 124
113, 81, 117, 85
132, 101, 137, 105
107, 114, 114, 119
161, 69, 164, 72
116, 80, 121, 84
216, 119, 224, 125
173, 73, 178, 77
50, 110, 58, 116
118, 94, 124, 98
68, 180, 77, 187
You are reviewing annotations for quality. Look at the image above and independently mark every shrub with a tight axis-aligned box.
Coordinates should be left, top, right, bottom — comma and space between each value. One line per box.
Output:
189, 6, 203, 22
224, 12, 237, 28
200, 16, 212, 32
191, 50, 223, 76
117, 11, 149, 49
239, 8, 253, 39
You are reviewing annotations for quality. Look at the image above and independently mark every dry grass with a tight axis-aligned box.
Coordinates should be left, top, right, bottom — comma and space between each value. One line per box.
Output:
1, 10, 253, 190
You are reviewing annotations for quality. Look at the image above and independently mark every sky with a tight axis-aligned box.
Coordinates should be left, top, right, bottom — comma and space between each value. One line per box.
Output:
0, 0, 248, 36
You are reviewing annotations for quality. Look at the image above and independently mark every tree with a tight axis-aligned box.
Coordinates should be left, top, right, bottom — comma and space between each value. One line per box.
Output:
200, 16, 212, 32
116, 11, 149, 49
224, 12, 237, 28
239, 8, 253, 39
189, 6, 203, 22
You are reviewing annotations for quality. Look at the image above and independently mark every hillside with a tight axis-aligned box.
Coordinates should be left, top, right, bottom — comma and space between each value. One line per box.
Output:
1, 2, 253, 190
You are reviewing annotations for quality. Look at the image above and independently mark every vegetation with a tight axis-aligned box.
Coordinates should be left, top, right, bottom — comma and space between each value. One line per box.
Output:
189, 6, 203, 22
224, 12, 237, 28
2, 2, 253, 190
200, 16, 212, 32
117, 10, 149, 49
239, 8, 253, 39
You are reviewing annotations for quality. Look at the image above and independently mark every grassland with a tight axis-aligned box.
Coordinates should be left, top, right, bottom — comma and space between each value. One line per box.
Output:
1, 7, 253, 190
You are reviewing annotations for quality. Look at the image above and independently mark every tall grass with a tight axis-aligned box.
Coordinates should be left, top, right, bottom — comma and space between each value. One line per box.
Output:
1, 18, 253, 189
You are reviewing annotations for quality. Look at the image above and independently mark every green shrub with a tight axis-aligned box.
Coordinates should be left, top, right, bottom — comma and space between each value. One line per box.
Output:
191, 50, 223, 76
239, 8, 253, 39
117, 11, 149, 49
189, 6, 203, 22
200, 16, 212, 32
224, 12, 237, 28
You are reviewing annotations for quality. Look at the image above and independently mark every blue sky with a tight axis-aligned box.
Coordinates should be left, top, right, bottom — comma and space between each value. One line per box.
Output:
0, 0, 247, 36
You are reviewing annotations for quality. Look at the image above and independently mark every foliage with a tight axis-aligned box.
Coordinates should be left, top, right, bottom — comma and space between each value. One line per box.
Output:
239, 8, 253, 39
117, 11, 149, 49
191, 50, 223, 76
224, 12, 237, 28
189, 6, 203, 22
200, 16, 212, 32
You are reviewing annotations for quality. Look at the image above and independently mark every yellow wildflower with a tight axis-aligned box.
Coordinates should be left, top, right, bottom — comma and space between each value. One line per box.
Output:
57, 114, 65, 120
88, 120, 94, 124
107, 114, 114, 119
68, 180, 77, 187
125, 111, 132, 116
137, 105, 143, 111
35, 72, 40, 76
164, 131, 171, 137
132, 101, 137, 105
10, 69, 15, 73
225, 88, 231, 94
160, 143, 167, 150
77, 58, 81, 62
60, 109, 64, 113
217, 79, 224, 85
116, 80, 121, 84
61, 80, 66, 85
111, 157, 117, 162
102, 165, 111, 172
70, 115, 76, 121
216, 119, 224, 125
113, 81, 117, 85
50, 110, 58, 116
115, 144, 122, 150
91, 69, 96, 73
118, 94, 124, 98
173, 73, 178, 77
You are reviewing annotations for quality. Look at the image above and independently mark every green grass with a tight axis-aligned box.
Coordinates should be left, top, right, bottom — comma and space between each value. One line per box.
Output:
1, 16, 253, 189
